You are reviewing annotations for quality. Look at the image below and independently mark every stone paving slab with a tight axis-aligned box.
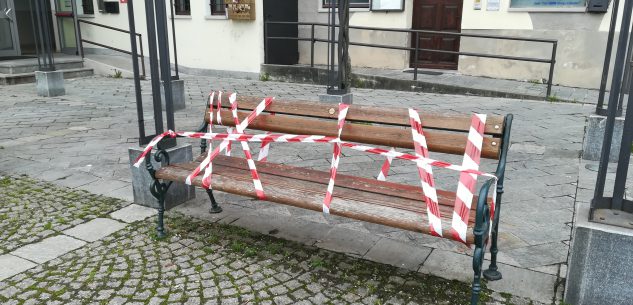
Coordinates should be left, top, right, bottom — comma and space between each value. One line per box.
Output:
109, 204, 156, 223
0, 174, 129, 254
63, 218, 127, 242
11, 235, 86, 264
0, 254, 37, 281
363, 237, 432, 271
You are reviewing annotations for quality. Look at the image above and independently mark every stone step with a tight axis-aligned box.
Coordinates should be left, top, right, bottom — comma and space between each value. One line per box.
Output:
0, 68, 94, 85
0, 57, 84, 74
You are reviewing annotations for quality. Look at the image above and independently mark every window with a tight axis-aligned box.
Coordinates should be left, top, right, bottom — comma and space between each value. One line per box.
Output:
509, 0, 586, 8
322, 0, 370, 8
174, 0, 191, 15
78, 0, 94, 15
210, 0, 226, 15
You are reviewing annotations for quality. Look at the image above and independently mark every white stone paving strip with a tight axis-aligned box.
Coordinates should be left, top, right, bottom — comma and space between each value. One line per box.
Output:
109, 204, 156, 223
0, 254, 38, 281
10, 235, 86, 264
63, 218, 127, 242
0, 204, 156, 282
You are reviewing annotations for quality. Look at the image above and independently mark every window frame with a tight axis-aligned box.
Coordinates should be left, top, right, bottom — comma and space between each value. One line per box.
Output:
210, 0, 227, 16
174, 0, 191, 16
507, 0, 587, 11
322, 0, 370, 8
78, 0, 95, 15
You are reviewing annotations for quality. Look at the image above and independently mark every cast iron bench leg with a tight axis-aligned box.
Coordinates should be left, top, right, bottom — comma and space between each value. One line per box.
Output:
484, 185, 504, 281
157, 193, 166, 238
206, 189, 223, 213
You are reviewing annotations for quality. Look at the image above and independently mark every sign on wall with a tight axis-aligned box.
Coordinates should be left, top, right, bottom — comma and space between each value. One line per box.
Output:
370, 0, 405, 11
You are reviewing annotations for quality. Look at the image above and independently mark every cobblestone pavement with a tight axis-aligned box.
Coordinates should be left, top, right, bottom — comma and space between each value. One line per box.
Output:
0, 174, 128, 254
0, 75, 595, 302
0, 177, 542, 305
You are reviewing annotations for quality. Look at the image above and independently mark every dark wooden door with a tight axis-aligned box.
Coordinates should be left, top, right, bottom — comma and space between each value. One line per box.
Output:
410, 0, 462, 70
264, 0, 298, 65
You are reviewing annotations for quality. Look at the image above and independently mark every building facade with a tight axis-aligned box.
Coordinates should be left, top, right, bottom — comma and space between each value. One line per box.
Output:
0, 0, 624, 89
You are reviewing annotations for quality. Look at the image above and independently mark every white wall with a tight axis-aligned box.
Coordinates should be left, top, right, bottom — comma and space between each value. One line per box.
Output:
298, 0, 413, 70
77, 0, 264, 74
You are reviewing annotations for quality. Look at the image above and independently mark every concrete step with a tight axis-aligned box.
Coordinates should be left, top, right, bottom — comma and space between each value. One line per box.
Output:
0, 57, 84, 74
0, 68, 94, 85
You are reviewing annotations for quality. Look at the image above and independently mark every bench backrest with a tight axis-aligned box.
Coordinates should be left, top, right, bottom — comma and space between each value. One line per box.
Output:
207, 96, 507, 160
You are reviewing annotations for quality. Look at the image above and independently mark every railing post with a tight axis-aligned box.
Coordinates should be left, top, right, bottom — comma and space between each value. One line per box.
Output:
414, 31, 419, 81
311, 24, 315, 68
139, 34, 146, 79
597, 0, 620, 115
546, 41, 556, 98
76, 20, 84, 59
264, 20, 269, 64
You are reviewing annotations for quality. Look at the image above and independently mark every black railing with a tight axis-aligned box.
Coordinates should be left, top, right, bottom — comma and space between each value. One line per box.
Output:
77, 19, 146, 78
264, 21, 558, 98
591, 0, 633, 226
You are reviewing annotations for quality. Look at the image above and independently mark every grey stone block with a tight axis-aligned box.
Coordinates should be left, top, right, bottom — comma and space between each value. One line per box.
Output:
582, 114, 624, 162
63, 218, 127, 242
0, 254, 37, 281
363, 238, 432, 271
565, 226, 633, 305
11, 235, 85, 264
128, 144, 195, 210
35, 71, 65, 97
110, 204, 157, 223
160, 79, 186, 111
318, 93, 353, 104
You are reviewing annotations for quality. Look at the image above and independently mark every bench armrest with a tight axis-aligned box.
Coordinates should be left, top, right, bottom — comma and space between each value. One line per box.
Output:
473, 178, 495, 247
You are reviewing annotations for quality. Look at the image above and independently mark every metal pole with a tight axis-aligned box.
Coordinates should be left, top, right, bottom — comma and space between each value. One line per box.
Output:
329, 1, 336, 90
155, 0, 176, 131
617, 28, 633, 116
29, 0, 42, 68
311, 24, 315, 68
337, 0, 350, 92
127, 0, 146, 146
612, 75, 633, 210
597, 0, 621, 114
546, 42, 557, 98
592, 0, 633, 216
77, 21, 84, 58
169, 0, 179, 79
70, 0, 82, 57
144, 0, 165, 135
414, 32, 419, 81
139, 35, 146, 79
264, 20, 268, 64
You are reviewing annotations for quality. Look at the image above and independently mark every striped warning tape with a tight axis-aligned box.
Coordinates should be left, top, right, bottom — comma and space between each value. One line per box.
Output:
376, 147, 396, 181
409, 108, 442, 238
450, 114, 487, 243
323, 103, 349, 214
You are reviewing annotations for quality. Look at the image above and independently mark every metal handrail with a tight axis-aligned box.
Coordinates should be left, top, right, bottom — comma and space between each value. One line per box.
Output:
264, 21, 558, 98
77, 19, 146, 78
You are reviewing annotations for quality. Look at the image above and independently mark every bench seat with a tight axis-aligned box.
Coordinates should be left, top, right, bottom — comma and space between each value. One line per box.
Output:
156, 155, 491, 244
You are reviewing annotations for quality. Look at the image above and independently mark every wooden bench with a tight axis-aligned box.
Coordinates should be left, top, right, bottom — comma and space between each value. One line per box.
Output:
142, 95, 513, 305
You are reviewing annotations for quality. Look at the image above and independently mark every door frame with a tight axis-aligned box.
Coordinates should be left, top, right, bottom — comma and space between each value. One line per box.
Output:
0, 0, 21, 57
409, 0, 462, 70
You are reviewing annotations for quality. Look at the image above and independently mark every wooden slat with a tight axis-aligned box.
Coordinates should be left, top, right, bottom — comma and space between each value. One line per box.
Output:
211, 95, 505, 135
156, 161, 476, 243
200, 155, 489, 215
207, 110, 502, 159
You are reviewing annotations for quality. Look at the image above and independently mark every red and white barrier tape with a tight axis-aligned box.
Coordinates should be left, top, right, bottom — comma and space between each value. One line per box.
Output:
450, 114, 487, 243
377, 147, 396, 181
409, 108, 443, 237
229, 94, 273, 200
257, 113, 275, 162
201, 92, 217, 189
323, 103, 349, 214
